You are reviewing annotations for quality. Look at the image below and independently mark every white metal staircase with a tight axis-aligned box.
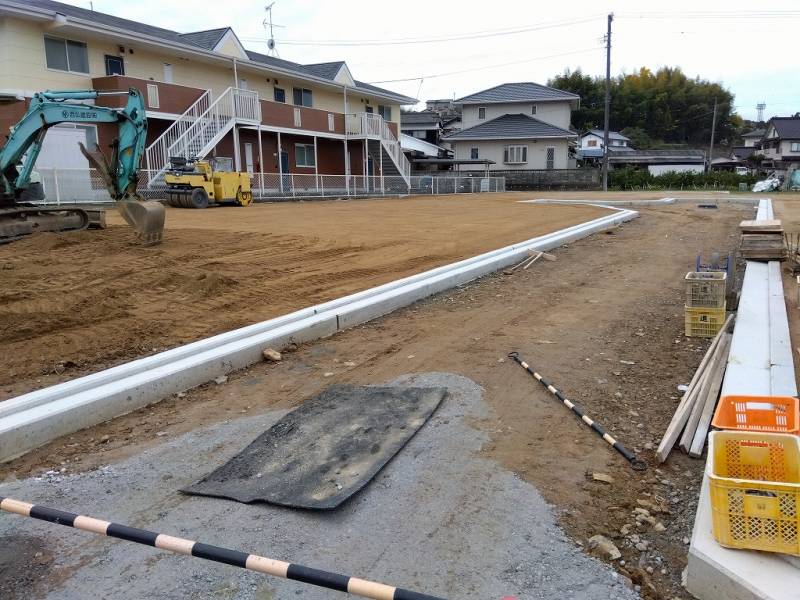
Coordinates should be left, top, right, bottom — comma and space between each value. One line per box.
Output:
145, 87, 260, 183
346, 113, 411, 185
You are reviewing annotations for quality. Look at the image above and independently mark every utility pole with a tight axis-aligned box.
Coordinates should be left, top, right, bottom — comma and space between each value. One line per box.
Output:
602, 13, 613, 192
707, 98, 718, 173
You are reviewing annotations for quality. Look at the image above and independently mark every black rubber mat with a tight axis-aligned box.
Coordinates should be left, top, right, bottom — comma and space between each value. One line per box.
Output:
182, 384, 447, 509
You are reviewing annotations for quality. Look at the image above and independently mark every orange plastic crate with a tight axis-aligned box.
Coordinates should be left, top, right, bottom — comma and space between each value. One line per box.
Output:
712, 395, 799, 434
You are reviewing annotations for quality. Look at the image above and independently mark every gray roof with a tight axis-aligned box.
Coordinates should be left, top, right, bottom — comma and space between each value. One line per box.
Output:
584, 128, 630, 141
22, 0, 415, 104
179, 27, 229, 50
767, 117, 800, 140
304, 61, 346, 80
731, 146, 757, 160
455, 82, 579, 105
742, 128, 765, 138
400, 112, 441, 126
443, 113, 576, 141
609, 149, 705, 164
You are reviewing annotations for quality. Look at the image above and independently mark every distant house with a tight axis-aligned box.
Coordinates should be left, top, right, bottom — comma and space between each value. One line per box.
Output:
741, 129, 765, 148
400, 111, 443, 145
759, 117, 800, 170
609, 149, 706, 175
579, 129, 633, 153
443, 82, 579, 171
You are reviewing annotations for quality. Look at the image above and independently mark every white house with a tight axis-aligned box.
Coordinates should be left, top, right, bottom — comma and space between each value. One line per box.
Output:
741, 129, 765, 148
579, 129, 632, 152
443, 82, 579, 171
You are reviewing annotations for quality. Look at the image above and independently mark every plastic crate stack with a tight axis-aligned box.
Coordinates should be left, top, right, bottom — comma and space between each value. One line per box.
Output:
684, 271, 727, 338
707, 395, 800, 556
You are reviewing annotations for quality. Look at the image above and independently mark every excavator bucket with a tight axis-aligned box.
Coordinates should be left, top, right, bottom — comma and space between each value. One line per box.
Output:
117, 200, 165, 246
79, 142, 165, 246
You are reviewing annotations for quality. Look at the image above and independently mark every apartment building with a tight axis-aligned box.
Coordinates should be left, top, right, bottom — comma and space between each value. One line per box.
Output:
0, 0, 416, 191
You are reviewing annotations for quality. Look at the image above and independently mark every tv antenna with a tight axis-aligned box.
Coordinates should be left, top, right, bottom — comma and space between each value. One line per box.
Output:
263, 3, 285, 57
756, 102, 766, 122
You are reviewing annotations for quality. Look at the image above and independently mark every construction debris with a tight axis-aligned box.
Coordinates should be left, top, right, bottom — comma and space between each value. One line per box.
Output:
588, 534, 622, 560
262, 348, 282, 362
656, 314, 734, 462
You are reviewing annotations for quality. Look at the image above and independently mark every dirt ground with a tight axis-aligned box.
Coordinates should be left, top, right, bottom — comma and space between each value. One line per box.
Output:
0, 197, 757, 599
0, 193, 611, 399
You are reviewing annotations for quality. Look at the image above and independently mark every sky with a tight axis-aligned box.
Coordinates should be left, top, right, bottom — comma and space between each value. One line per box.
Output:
63, 0, 799, 121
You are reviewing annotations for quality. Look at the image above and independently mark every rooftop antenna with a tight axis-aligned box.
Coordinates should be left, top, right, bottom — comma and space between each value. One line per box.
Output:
263, 2, 285, 57
756, 102, 766, 122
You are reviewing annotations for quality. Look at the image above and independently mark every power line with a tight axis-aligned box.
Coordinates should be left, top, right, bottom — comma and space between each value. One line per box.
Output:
367, 46, 604, 84
241, 15, 604, 47
618, 10, 800, 19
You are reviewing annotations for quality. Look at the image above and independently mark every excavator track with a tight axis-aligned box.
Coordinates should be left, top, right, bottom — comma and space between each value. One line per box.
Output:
0, 205, 91, 244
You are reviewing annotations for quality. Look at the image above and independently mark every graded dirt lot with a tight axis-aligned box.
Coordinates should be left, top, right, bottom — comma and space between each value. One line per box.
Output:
0, 197, 757, 600
0, 193, 610, 399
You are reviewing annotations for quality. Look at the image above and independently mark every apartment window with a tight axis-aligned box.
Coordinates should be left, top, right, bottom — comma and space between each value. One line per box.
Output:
531, 104, 537, 115
293, 87, 313, 107
546, 147, 556, 170
239, 78, 248, 91
104, 54, 124, 76
378, 105, 392, 121
503, 145, 528, 164
792, 142, 800, 152
587, 139, 597, 147
146, 84, 160, 109
274, 87, 285, 103
478, 107, 486, 119
295, 143, 316, 168
163, 63, 173, 83
327, 113, 335, 132
470, 147, 479, 159
44, 35, 89, 73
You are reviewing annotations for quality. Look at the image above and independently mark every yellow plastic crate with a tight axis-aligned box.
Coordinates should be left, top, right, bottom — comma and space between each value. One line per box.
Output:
684, 305, 726, 338
708, 431, 800, 555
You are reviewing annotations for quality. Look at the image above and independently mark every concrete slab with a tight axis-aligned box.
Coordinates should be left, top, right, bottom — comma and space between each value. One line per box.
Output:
685, 199, 800, 600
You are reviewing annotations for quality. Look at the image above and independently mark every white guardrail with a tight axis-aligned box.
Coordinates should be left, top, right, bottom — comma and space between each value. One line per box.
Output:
32, 168, 506, 203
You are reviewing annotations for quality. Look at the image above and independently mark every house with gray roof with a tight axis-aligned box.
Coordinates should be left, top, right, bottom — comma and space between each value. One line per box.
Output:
443, 82, 579, 171
759, 117, 800, 170
0, 0, 416, 193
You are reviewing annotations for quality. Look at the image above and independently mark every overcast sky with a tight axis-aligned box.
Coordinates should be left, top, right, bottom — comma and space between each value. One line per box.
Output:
66, 0, 798, 121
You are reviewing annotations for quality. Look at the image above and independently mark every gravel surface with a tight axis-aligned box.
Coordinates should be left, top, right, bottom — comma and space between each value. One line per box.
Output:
0, 373, 637, 600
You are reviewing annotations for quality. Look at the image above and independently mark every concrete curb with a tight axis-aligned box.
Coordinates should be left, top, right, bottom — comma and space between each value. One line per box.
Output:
685, 198, 800, 600
0, 208, 638, 462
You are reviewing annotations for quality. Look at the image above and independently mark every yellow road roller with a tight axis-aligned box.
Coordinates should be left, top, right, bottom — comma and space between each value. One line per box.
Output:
164, 157, 253, 208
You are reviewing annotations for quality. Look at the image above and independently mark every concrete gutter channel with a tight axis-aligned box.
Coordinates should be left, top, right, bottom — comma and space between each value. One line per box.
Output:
0, 208, 637, 463
685, 198, 800, 600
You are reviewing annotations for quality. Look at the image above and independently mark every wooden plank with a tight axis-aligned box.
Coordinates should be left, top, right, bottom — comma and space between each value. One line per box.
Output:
740, 219, 783, 233
655, 315, 733, 463
678, 367, 713, 453
688, 334, 732, 457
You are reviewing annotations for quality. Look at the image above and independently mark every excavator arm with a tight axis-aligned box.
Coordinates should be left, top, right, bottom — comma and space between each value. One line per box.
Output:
0, 88, 164, 245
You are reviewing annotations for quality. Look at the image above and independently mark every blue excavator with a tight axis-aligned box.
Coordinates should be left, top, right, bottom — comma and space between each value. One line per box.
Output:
0, 87, 164, 245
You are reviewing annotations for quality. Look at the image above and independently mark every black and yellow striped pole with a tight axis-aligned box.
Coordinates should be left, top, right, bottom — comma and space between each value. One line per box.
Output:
507, 352, 647, 471
0, 496, 447, 600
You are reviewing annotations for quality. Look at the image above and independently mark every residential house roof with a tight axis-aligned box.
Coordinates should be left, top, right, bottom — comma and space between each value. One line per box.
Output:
19, 0, 415, 104
400, 133, 448, 158
742, 128, 765, 138
443, 113, 576, 141
765, 117, 800, 140
583, 129, 630, 141
455, 82, 579, 105
608, 149, 706, 165
400, 112, 442, 128
178, 27, 230, 50
731, 146, 757, 160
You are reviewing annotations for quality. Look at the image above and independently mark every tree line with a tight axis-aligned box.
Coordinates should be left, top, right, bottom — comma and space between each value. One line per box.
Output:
548, 67, 744, 149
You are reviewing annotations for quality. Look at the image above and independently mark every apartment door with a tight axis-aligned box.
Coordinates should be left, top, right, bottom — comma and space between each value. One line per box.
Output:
280, 150, 291, 191
244, 143, 254, 173
104, 55, 124, 76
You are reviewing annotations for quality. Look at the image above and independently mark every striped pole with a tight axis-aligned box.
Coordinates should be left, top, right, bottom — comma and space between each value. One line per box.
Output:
507, 352, 647, 471
0, 496, 446, 600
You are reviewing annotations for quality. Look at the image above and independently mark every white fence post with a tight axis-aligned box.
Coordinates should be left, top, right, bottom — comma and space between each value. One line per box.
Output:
53, 168, 61, 205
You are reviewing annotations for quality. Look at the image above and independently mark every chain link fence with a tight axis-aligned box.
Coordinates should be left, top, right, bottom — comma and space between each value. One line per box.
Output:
31, 168, 506, 204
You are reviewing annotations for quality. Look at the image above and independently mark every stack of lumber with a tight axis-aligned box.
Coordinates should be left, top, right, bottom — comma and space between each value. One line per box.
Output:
656, 314, 734, 462
739, 219, 786, 260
